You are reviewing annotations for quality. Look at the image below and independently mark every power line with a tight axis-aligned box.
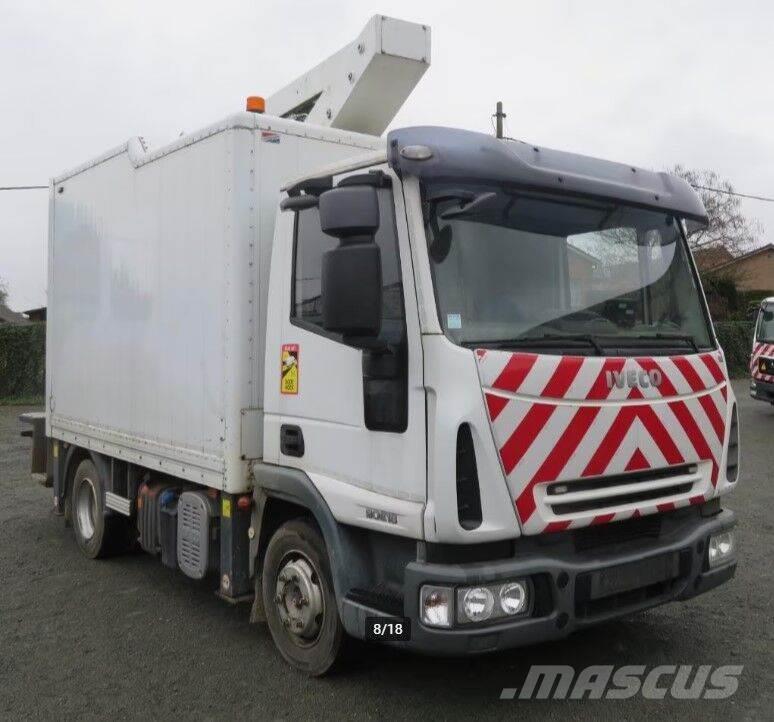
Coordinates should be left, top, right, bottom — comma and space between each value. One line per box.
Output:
689, 184, 774, 203
0, 185, 47, 191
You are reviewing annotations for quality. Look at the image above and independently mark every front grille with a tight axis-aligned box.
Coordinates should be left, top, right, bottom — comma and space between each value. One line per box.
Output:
573, 514, 662, 552
544, 464, 700, 517
552, 483, 693, 515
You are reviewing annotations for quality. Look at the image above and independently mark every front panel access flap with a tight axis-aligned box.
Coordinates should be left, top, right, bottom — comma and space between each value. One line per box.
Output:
476, 349, 730, 536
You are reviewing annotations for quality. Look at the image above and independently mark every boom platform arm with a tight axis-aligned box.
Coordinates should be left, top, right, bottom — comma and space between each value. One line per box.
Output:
266, 15, 430, 136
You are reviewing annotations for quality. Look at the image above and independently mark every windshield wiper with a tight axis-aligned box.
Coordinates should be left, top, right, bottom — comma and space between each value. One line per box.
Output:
630, 333, 700, 353
464, 333, 605, 355
542, 334, 605, 355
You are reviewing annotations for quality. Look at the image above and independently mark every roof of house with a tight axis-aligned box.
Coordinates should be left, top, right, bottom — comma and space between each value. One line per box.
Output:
567, 244, 599, 265
693, 245, 734, 271
0, 305, 31, 325
23, 306, 47, 321
709, 243, 774, 273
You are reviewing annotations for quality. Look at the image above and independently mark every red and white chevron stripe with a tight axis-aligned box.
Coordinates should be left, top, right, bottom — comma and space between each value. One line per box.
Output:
750, 342, 774, 383
476, 350, 732, 535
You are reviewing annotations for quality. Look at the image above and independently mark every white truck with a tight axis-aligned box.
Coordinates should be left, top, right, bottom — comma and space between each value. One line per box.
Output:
750, 297, 774, 402
28, 15, 739, 675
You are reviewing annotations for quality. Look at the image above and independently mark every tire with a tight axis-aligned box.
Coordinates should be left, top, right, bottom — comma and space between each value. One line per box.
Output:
261, 518, 345, 676
70, 458, 133, 558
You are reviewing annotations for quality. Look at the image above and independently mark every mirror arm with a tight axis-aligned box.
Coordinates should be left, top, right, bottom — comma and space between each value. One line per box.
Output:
280, 194, 319, 212
361, 341, 403, 380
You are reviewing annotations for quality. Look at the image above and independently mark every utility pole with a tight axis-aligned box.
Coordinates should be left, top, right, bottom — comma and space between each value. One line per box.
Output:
493, 101, 506, 139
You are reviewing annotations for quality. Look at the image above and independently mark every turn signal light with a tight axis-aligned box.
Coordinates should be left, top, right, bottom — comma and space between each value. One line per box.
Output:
420, 586, 452, 628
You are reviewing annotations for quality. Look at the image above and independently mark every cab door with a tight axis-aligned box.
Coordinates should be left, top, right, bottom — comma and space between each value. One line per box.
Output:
263, 169, 426, 538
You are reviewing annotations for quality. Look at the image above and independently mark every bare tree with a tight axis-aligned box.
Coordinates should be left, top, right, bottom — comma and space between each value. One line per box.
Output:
671, 166, 761, 256
0, 278, 8, 309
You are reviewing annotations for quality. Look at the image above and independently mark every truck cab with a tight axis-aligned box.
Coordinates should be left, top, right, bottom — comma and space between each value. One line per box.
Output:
750, 297, 774, 402
256, 126, 738, 668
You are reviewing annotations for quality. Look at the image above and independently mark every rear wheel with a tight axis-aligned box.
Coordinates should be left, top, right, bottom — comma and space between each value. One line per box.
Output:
71, 458, 133, 558
261, 518, 345, 676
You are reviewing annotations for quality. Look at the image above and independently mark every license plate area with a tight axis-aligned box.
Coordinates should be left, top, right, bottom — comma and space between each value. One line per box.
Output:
589, 552, 681, 599
574, 550, 690, 619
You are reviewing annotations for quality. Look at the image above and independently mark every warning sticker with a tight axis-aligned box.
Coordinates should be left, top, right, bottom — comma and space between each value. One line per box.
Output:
281, 343, 299, 395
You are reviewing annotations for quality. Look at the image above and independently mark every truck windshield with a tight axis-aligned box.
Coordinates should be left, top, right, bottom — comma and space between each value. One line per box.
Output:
757, 305, 774, 342
422, 183, 713, 353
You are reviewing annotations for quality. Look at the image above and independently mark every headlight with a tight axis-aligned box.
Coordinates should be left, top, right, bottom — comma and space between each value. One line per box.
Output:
499, 581, 527, 615
461, 587, 494, 622
708, 530, 736, 569
456, 579, 530, 624
420, 585, 452, 628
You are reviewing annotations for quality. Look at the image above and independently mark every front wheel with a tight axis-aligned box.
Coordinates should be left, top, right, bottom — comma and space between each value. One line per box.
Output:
261, 518, 345, 676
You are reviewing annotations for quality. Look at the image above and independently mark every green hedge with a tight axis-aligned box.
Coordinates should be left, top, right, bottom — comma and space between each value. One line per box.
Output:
714, 321, 754, 378
0, 323, 45, 401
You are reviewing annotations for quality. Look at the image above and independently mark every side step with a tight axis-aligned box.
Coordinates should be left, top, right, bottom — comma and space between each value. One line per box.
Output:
105, 491, 132, 516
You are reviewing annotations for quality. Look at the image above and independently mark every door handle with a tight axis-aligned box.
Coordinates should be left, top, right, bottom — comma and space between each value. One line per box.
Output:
280, 425, 305, 457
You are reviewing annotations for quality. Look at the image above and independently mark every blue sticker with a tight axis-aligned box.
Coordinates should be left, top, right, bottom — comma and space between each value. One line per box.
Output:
447, 313, 462, 329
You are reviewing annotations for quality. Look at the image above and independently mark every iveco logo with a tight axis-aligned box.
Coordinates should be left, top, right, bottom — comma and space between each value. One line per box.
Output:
605, 368, 663, 390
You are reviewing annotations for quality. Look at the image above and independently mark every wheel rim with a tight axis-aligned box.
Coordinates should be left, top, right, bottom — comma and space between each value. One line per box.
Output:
274, 552, 325, 647
76, 477, 97, 541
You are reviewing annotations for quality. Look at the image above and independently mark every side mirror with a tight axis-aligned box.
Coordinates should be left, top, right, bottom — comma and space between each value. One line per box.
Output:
322, 244, 381, 336
319, 186, 383, 338
319, 186, 379, 238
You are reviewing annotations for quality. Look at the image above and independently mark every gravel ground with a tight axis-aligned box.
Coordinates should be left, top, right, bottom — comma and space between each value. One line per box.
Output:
1, 380, 772, 721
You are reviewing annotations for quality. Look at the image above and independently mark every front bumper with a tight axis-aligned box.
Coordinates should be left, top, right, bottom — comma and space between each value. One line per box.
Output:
340, 507, 736, 654
751, 378, 774, 402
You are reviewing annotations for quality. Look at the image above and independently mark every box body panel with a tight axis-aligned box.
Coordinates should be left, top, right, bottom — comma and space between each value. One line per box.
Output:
47, 114, 380, 491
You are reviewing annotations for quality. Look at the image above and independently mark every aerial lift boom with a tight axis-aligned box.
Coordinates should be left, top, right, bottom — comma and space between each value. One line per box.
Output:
266, 15, 431, 135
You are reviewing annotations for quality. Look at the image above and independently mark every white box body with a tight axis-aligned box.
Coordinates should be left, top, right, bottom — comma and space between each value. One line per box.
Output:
46, 112, 381, 493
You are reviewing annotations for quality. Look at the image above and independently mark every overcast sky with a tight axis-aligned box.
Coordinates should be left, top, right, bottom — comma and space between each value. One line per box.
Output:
2, 0, 773, 311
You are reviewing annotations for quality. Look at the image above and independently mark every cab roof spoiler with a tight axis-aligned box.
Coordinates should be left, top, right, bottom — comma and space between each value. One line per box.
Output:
387, 126, 709, 226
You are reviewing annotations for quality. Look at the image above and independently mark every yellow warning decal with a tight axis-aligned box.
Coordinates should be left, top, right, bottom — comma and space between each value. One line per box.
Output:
281, 343, 299, 395
222, 498, 232, 518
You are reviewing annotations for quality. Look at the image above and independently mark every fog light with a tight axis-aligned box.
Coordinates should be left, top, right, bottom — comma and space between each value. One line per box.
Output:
461, 587, 494, 622
420, 585, 452, 628
708, 530, 735, 569
499, 581, 527, 615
